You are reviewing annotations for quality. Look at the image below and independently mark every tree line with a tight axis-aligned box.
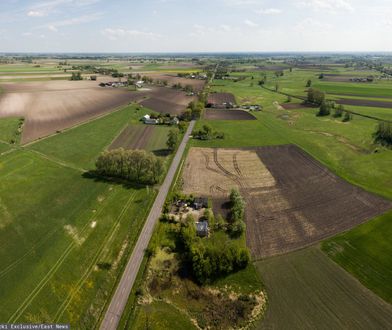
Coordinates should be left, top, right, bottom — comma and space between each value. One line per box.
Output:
95, 148, 164, 185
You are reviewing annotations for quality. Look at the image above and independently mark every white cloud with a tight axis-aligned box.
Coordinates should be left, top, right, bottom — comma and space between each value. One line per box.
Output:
298, 0, 354, 12
244, 19, 258, 27
102, 28, 160, 41
48, 25, 58, 32
255, 8, 282, 15
27, 0, 100, 17
27, 10, 46, 17
22, 32, 33, 36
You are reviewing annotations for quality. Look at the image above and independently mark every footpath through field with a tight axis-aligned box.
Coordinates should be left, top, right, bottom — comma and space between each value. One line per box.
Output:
100, 120, 196, 330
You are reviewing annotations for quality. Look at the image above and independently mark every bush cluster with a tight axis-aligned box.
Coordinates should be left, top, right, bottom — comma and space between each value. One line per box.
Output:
374, 122, 392, 146
95, 148, 164, 185
178, 217, 250, 284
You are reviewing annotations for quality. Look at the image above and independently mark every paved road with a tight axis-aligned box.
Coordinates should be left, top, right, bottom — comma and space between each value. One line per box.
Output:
100, 120, 195, 330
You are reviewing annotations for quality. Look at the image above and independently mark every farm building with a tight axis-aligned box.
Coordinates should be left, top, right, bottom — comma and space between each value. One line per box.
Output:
142, 114, 159, 125
135, 80, 144, 88
193, 197, 208, 210
195, 221, 209, 237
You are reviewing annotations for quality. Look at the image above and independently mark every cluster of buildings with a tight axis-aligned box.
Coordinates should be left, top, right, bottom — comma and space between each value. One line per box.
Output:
99, 81, 128, 88
173, 197, 210, 237
242, 104, 262, 111
142, 114, 179, 126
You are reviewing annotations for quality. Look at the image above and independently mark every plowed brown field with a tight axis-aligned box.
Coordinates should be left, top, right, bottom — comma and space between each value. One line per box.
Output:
182, 146, 392, 259
0, 81, 193, 143
0, 80, 146, 143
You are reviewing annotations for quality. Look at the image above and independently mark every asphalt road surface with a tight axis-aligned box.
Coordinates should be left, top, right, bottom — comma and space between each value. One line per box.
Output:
100, 120, 196, 330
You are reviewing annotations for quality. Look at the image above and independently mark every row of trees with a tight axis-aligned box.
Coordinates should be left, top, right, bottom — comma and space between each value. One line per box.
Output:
70, 72, 82, 81
193, 124, 224, 140
228, 189, 246, 237
317, 101, 353, 122
95, 149, 164, 185
178, 216, 250, 284
181, 101, 204, 121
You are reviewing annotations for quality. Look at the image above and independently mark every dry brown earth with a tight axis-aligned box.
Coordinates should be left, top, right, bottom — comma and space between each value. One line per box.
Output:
182, 146, 392, 259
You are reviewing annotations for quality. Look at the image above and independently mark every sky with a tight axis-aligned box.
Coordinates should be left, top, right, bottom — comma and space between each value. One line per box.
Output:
0, 0, 391, 53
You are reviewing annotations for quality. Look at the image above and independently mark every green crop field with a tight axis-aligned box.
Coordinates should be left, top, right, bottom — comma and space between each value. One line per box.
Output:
322, 210, 392, 304
255, 247, 392, 329
0, 102, 163, 327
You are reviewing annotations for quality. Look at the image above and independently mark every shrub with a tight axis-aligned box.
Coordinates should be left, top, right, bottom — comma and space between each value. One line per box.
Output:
374, 122, 392, 146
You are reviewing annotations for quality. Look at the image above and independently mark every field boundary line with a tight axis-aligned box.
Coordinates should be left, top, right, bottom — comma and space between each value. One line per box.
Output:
27, 149, 86, 172
0, 228, 59, 280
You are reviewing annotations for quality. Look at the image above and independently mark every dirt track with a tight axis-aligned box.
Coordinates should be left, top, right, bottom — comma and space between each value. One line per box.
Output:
204, 109, 256, 120
182, 146, 392, 259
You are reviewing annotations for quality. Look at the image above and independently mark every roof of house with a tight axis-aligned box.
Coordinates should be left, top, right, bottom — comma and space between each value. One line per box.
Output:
196, 221, 209, 232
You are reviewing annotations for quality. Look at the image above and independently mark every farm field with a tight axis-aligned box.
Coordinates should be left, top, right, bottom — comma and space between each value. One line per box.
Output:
207, 92, 236, 106
255, 247, 392, 329
204, 109, 256, 120
0, 80, 147, 143
0, 147, 156, 327
109, 124, 171, 153
141, 73, 206, 91
182, 146, 392, 258
139, 87, 196, 115
188, 63, 392, 327
322, 210, 392, 304
28, 104, 150, 169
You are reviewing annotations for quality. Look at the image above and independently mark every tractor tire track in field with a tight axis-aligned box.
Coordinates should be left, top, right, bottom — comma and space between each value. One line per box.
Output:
54, 192, 137, 321
7, 187, 119, 323
0, 228, 59, 280
233, 153, 242, 176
